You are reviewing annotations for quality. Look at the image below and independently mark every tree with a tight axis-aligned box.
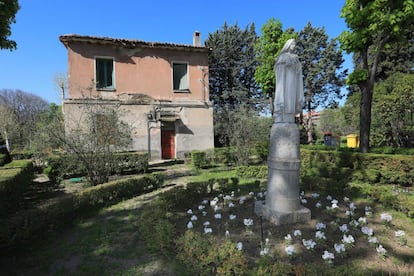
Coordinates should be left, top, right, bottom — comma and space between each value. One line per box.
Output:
205, 22, 262, 146
0, 0, 19, 50
375, 30, 414, 81
254, 18, 296, 115
318, 108, 356, 137
38, 93, 133, 185
33, 103, 65, 153
296, 22, 347, 144
0, 89, 48, 150
339, 0, 414, 152
371, 73, 414, 147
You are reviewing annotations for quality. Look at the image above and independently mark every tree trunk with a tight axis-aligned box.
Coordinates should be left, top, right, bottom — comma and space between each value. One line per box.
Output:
359, 82, 373, 153
306, 93, 314, 144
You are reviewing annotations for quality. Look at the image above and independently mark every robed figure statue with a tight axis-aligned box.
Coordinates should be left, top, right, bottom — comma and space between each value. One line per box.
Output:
274, 39, 304, 123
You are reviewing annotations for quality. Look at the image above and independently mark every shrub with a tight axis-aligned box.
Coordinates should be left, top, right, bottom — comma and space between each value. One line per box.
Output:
176, 230, 248, 275
253, 140, 269, 163
0, 172, 163, 247
191, 150, 210, 169
0, 153, 11, 166
0, 160, 34, 217
253, 256, 293, 275
235, 165, 267, 179
214, 147, 236, 165
44, 152, 149, 184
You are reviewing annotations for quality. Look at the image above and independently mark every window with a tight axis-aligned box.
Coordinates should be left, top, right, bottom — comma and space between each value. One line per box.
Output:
172, 62, 189, 91
95, 58, 114, 89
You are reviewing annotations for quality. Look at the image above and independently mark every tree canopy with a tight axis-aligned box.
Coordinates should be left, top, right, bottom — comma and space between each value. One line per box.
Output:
206, 22, 261, 112
0, 0, 19, 50
206, 22, 263, 147
296, 22, 347, 143
339, 0, 414, 152
0, 89, 48, 150
371, 72, 414, 147
254, 18, 296, 114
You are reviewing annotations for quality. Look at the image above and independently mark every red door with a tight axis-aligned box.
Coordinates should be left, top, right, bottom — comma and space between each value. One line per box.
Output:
161, 129, 175, 159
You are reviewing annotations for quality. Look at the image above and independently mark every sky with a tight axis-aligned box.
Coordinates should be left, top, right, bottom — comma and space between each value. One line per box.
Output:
0, 0, 351, 104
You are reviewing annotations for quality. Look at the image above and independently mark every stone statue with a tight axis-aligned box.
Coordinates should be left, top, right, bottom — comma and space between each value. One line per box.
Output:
254, 38, 310, 225
274, 39, 304, 123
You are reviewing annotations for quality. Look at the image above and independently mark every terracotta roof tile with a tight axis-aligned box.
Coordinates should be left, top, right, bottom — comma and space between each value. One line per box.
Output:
59, 34, 210, 52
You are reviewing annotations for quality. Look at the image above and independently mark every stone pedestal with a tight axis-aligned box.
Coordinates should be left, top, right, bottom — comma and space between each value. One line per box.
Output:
255, 122, 311, 225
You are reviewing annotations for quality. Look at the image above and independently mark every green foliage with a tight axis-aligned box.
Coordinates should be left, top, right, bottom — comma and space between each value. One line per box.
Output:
44, 152, 149, 184
253, 256, 293, 275
253, 140, 269, 163
317, 108, 355, 137
254, 18, 296, 106
0, 89, 49, 151
205, 22, 261, 112
191, 150, 210, 169
139, 199, 176, 254
235, 165, 267, 179
176, 230, 248, 275
214, 147, 236, 165
346, 69, 368, 85
0, 160, 34, 217
0, 153, 9, 166
214, 109, 271, 165
339, 0, 414, 152
371, 73, 414, 147
300, 149, 414, 196
0, 0, 19, 50
296, 22, 346, 144
0, 173, 162, 247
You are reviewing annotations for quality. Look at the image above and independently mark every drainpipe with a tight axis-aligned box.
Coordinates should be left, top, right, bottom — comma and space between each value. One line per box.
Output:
147, 113, 154, 160
146, 107, 160, 160
199, 66, 208, 104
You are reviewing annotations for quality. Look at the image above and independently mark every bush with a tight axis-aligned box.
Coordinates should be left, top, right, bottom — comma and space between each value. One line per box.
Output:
235, 165, 267, 179
0, 160, 34, 217
214, 147, 236, 165
0, 153, 11, 166
300, 149, 414, 191
44, 152, 149, 184
0, 172, 163, 247
176, 230, 248, 275
191, 150, 210, 169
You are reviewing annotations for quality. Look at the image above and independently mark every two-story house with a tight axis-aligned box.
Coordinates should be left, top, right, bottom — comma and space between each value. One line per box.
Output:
59, 32, 214, 159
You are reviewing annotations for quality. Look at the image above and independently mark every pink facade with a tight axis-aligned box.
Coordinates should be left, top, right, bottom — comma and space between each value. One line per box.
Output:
60, 34, 214, 159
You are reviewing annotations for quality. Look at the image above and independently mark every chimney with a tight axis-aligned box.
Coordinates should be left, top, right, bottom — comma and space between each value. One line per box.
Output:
193, 31, 201, 47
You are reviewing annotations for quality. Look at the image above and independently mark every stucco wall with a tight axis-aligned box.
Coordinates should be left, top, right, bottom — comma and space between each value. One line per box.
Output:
66, 43, 209, 103
63, 100, 214, 159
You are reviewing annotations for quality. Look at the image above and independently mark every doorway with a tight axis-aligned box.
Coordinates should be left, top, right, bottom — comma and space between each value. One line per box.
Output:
161, 124, 175, 159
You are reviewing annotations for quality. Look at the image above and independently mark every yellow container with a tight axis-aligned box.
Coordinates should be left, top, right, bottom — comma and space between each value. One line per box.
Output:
347, 134, 359, 148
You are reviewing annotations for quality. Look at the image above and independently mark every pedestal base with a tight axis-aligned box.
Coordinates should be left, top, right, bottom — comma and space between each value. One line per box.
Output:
255, 200, 311, 226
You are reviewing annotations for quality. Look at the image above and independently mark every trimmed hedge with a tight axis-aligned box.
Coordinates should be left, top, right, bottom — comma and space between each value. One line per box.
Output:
236, 165, 267, 179
0, 172, 163, 248
0, 153, 11, 166
0, 160, 34, 217
191, 150, 210, 169
45, 152, 149, 183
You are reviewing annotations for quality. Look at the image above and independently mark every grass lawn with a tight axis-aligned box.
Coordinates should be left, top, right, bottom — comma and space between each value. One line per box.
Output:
1, 163, 414, 275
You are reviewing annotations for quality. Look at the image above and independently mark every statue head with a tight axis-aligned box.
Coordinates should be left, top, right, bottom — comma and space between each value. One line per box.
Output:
281, 39, 296, 53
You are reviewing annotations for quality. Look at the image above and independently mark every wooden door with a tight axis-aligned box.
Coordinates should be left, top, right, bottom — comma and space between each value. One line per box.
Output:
161, 129, 175, 159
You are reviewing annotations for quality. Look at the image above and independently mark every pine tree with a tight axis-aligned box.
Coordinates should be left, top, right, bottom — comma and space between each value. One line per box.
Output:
296, 22, 347, 144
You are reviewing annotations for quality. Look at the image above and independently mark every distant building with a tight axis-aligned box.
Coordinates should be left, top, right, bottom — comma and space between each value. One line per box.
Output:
59, 32, 214, 159
296, 110, 321, 125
